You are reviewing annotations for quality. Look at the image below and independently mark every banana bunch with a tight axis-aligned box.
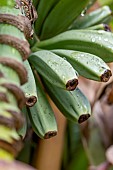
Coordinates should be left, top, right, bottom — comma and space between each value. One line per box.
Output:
28, 75, 57, 139
19, 0, 113, 140
29, 50, 78, 90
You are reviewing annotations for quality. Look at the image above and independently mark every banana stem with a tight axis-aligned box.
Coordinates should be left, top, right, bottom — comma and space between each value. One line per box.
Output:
0, 3, 31, 160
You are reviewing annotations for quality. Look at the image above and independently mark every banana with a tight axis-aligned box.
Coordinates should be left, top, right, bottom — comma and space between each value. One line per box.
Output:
21, 60, 37, 107
34, 29, 113, 62
40, 0, 90, 40
28, 75, 57, 139
18, 107, 27, 139
43, 79, 91, 124
70, 6, 112, 29
32, 0, 40, 9
86, 24, 111, 31
35, 0, 60, 36
29, 50, 79, 91
52, 49, 112, 82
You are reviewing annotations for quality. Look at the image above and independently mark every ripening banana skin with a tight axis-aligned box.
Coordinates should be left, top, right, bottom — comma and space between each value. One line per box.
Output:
34, 30, 113, 62
21, 60, 37, 107
29, 50, 79, 91
52, 49, 112, 82
44, 79, 91, 124
28, 75, 57, 139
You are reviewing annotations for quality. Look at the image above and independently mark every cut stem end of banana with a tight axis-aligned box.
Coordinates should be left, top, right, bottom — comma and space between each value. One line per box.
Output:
101, 69, 112, 82
44, 131, 57, 139
103, 24, 111, 32
26, 96, 37, 107
66, 78, 78, 91
78, 114, 90, 124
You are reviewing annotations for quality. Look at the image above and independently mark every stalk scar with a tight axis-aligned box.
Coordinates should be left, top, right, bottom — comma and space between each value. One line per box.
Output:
44, 131, 57, 139
0, 14, 33, 39
26, 96, 37, 107
0, 139, 22, 157
78, 114, 90, 124
0, 93, 8, 102
66, 78, 78, 91
0, 57, 27, 85
1, 83, 26, 109
101, 69, 112, 82
6, 110, 24, 129
0, 35, 30, 61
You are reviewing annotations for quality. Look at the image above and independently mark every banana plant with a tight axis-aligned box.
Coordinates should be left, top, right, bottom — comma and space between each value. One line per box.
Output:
1, 0, 113, 169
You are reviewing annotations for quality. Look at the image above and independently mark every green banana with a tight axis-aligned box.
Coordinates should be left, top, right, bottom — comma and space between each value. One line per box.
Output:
52, 49, 112, 82
18, 107, 27, 139
40, 0, 90, 40
70, 6, 112, 29
34, 30, 113, 62
28, 75, 57, 139
33, 0, 40, 9
86, 24, 111, 31
21, 60, 37, 107
29, 50, 79, 91
43, 79, 91, 124
35, 0, 60, 36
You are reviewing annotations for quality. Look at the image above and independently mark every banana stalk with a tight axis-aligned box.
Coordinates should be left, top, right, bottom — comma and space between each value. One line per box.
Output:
0, 1, 33, 163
